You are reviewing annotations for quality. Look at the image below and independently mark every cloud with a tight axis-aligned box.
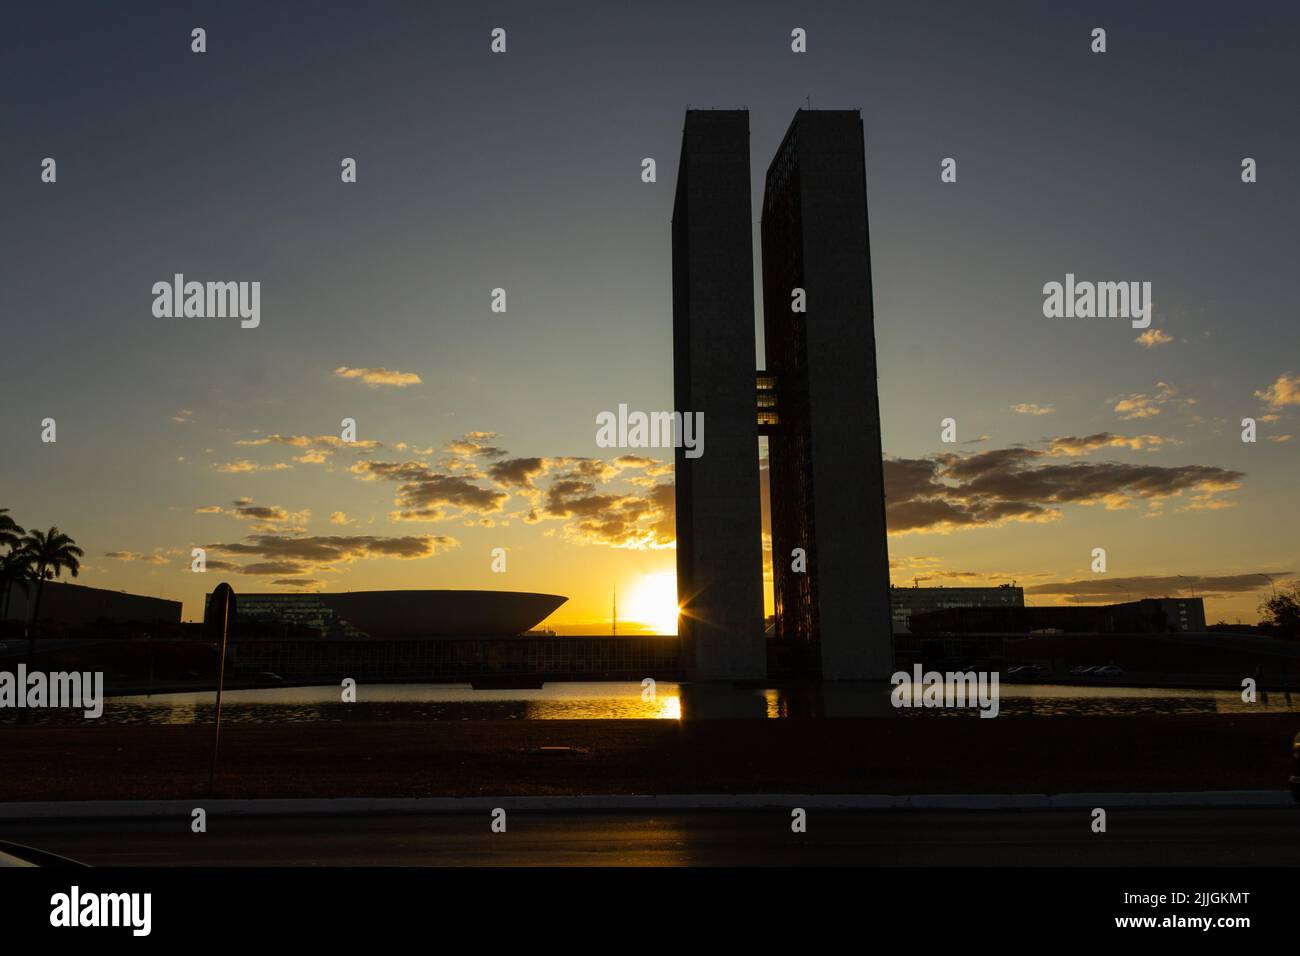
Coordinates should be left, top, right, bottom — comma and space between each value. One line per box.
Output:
1026, 572, 1293, 604
350, 438, 676, 546
103, 551, 169, 565
1011, 403, 1054, 416
197, 499, 309, 525
487, 457, 550, 490
444, 432, 508, 458
1111, 381, 1192, 420
1255, 373, 1300, 411
272, 578, 325, 589
202, 560, 242, 572
1046, 433, 1169, 456
214, 459, 292, 473
204, 533, 459, 574
884, 444, 1244, 535
333, 366, 422, 388
1135, 328, 1173, 348
234, 434, 382, 462
171, 409, 194, 424
540, 479, 674, 549
614, 454, 674, 477
351, 460, 509, 521
241, 560, 313, 576
329, 511, 351, 525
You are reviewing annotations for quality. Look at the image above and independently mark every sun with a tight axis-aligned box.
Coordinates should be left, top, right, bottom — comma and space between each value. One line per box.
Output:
624, 571, 679, 635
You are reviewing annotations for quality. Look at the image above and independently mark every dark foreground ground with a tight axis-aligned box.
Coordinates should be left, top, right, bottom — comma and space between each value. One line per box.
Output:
2, 808, 1298, 866
1, 715, 1295, 800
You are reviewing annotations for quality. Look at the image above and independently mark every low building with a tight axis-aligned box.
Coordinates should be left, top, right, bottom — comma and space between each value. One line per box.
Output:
890, 584, 1024, 633
2, 580, 181, 626
203, 589, 567, 640
909, 597, 1207, 635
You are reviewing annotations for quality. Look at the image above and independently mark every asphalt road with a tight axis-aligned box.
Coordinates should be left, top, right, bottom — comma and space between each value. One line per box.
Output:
2, 807, 1298, 866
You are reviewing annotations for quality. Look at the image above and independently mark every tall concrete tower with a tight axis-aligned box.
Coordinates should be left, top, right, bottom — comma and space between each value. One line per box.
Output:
760, 110, 893, 680
671, 110, 766, 681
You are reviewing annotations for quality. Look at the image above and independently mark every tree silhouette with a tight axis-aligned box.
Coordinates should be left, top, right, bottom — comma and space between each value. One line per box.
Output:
20, 526, 84, 662
0, 509, 30, 626
0, 550, 35, 623
0, 508, 23, 552
1258, 582, 1300, 640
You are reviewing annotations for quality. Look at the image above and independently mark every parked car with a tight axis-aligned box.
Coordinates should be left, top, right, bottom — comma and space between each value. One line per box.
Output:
254, 671, 284, 686
1093, 665, 1124, 678
1068, 665, 1096, 676
1007, 664, 1044, 679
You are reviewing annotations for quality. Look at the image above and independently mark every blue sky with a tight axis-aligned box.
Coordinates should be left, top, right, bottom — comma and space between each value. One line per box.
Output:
2, 1, 1297, 627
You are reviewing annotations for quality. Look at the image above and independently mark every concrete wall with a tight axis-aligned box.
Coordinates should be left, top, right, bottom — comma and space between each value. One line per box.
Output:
672, 110, 766, 680
769, 111, 893, 680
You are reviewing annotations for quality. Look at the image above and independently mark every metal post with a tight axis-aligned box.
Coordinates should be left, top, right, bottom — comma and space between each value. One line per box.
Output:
208, 587, 232, 795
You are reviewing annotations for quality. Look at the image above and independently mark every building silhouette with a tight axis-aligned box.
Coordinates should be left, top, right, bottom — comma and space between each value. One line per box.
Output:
671, 110, 767, 680
674, 108, 892, 681
890, 584, 1026, 633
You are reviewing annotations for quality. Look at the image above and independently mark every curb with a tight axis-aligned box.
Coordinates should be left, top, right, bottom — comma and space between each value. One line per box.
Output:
0, 790, 1292, 820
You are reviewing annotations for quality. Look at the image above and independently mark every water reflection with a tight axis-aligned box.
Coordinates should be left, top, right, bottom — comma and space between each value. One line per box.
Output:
3, 680, 1295, 725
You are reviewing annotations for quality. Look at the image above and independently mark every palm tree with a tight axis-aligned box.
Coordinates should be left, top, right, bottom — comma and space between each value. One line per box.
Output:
0, 509, 23, 552
21, 526, 84, 662
0, 549, 34, 622
0, 509, 27, 627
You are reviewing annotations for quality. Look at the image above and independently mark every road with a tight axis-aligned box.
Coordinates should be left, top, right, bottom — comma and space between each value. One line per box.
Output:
1, 807, 1298, 866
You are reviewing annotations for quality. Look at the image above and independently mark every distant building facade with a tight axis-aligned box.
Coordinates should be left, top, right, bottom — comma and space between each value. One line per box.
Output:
205, 592, 366, 640
891, 584, 1025, 633
3, 580, 181, 627
203, 589, 567, 640
909, 597, 1208, 636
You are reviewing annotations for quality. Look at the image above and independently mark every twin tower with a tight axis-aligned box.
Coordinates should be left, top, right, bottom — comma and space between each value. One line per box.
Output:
672, 109, 892, 682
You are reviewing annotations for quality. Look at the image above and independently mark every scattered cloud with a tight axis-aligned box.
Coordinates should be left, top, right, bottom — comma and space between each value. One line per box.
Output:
539, 478, 674, 549
1255, 372, 1300, 411
1011, 403, 1054, 416
1135, 328, 1173, 348
488, 457, 550, 490
351, 460, 509, 521
1046, 433, 1169, 456
1111, 381, 1193, 420
204, 532, 459, 576
171, 409, 194, 424
444, 432, 508, 458
214, 459, 292, 474
1026, 572, 1293, 604
333, 366, 422, 388
196, 498, 310, 525
885, 444, 1244, 535
103, 551, 169, 565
